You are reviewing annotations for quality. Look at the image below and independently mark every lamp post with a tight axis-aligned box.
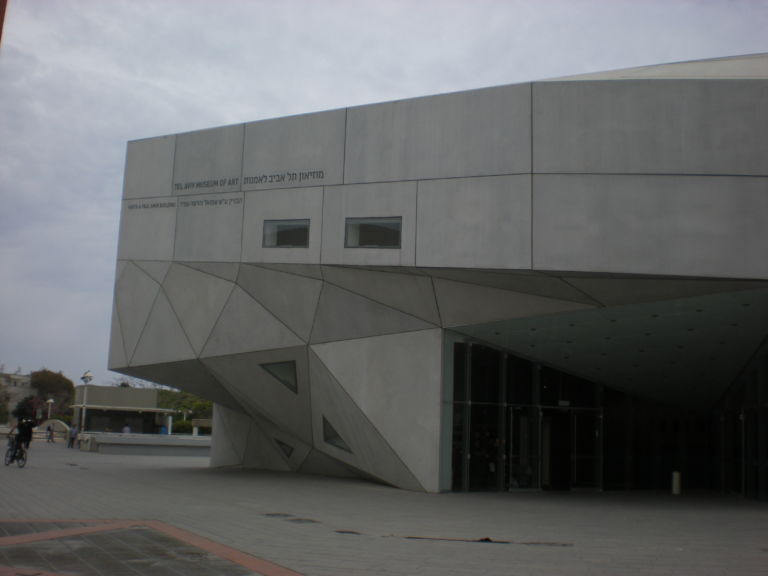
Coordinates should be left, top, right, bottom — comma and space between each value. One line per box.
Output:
80, 371, 93, 431
46, 398, 54, 419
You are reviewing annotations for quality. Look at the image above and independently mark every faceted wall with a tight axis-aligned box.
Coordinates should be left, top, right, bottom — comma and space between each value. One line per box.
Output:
111, 54, 768, 491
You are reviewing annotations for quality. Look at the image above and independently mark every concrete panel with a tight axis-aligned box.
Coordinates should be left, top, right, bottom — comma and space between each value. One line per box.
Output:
130, 291, 196, 366
297, 449, 359, 478
435, 278, 593, 327
211, 403, 248, 467
321, 182, 417, 266
566, 276, 768, 307
242, 187, 323, 264
240, 418, 293, 470
117, 198, 177, 261
238, 264, 322, 342
114, 261, 128, 283
421, 268, 598, 305
311, 329, 443, 492
345, 83, 531, 183
321, 266, 440, 325
203, 347, 312, 444
201, 286, 303, 357
258, 263, 323, 280
547, 53, 768, 81
173, 124, 243, 195
211, 404, 291, 470
123, 136, 175, 199
173, 193, 243, 262
242, 109, 345, 191
118, 360, 241, 409
108, 305, 127, 370
181, 262, 240, 282
459, 288, 768, 409
311, 284, 434, 344
134, 261, 171, 284
533, 80, 768, 175
162, 264, 235, 355
308, 349, 424, 490
416, 175, 532, 269
532, 175, 768, 278
115, 262, 161, 361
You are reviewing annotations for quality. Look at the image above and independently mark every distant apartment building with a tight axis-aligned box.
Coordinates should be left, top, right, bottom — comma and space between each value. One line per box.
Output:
0, 368, 34, 424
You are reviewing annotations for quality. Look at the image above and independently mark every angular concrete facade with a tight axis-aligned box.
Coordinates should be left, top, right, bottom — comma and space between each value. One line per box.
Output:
111, 54, 768, 496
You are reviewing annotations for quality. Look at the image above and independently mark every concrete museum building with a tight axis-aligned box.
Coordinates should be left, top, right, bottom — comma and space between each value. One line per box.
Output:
110, 54, 768, 498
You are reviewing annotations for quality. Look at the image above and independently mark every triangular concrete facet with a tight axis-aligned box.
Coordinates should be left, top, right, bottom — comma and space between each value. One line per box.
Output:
163, 263, 235, 355
308, 350, 424, 490
566, 276, 768, 307
119, 359, 242, 410
114, 261, 128, 283
108, 304, 127, 370
201, 286, 304, 357
310, 284, 434, 344
311, 329, 442, 491
202, 348, 312, 444
321, 266, 441, 325
182, 262, 240, 282
434, 278, 595, 327
130, 292, 196, 366
423, 267, 597, 305
211, 403, 250, 466
131, 292, 195, 366
116, 262, 162, 361
240, 416, 292, 471
238, 264, 322, 342
258, 263, 323, 280
134, 260, 172, 284
297, 449, 359, 478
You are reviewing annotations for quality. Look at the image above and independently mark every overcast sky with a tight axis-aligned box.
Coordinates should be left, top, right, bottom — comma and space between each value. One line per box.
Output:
1, 0, 766, 388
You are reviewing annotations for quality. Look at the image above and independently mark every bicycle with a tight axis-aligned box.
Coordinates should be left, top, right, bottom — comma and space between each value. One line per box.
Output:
4, 436, 27, 468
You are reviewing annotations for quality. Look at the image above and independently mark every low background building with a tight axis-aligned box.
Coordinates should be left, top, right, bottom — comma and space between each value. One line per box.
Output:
71, 385, 175, 434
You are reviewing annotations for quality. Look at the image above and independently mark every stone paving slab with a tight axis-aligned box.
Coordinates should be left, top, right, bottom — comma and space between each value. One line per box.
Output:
0, 520, 298, 576
1, 441, 767, 575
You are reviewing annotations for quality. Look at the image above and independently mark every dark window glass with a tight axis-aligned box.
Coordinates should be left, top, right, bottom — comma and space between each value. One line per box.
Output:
453, 343, 468, 402
263, 219, 309, 247
470, 345, 501, 404
507, 355, 533, 405
260, 361, 298, 394
345, 217, 401, 248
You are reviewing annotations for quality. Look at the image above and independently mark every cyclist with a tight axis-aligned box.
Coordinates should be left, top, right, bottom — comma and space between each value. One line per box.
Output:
9, 418, 34, 460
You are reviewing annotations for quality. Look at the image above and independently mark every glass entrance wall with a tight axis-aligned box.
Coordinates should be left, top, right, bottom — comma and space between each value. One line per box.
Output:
449, 341, 602, 492
446, 335, 768, 498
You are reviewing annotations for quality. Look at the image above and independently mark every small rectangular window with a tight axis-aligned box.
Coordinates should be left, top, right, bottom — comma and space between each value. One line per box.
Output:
263, 219, 310, 248
345, 217, 401, 248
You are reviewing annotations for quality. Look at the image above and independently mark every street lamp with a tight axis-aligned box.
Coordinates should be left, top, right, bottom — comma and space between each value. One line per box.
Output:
80, 371, 93, 431
46, 398, 54, 419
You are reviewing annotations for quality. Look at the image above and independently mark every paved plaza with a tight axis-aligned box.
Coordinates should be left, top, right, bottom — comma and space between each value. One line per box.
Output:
0, 440, 766, 575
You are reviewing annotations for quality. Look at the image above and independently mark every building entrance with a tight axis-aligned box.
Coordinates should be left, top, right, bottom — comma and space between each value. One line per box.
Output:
451, 342, 603, 492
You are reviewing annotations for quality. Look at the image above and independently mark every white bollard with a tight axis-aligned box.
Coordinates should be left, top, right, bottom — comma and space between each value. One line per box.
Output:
672, 470, 681, 495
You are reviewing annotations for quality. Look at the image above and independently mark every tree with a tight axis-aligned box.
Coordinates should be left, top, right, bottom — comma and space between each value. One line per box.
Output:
157, 389, 212, 420
30, 369, 74, 420
12, 395, 42, 420
0, 385, 10, 423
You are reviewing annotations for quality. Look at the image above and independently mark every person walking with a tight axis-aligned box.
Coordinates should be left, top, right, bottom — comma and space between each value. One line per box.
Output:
68, 424, 78, 448
46, 424, 55, 443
